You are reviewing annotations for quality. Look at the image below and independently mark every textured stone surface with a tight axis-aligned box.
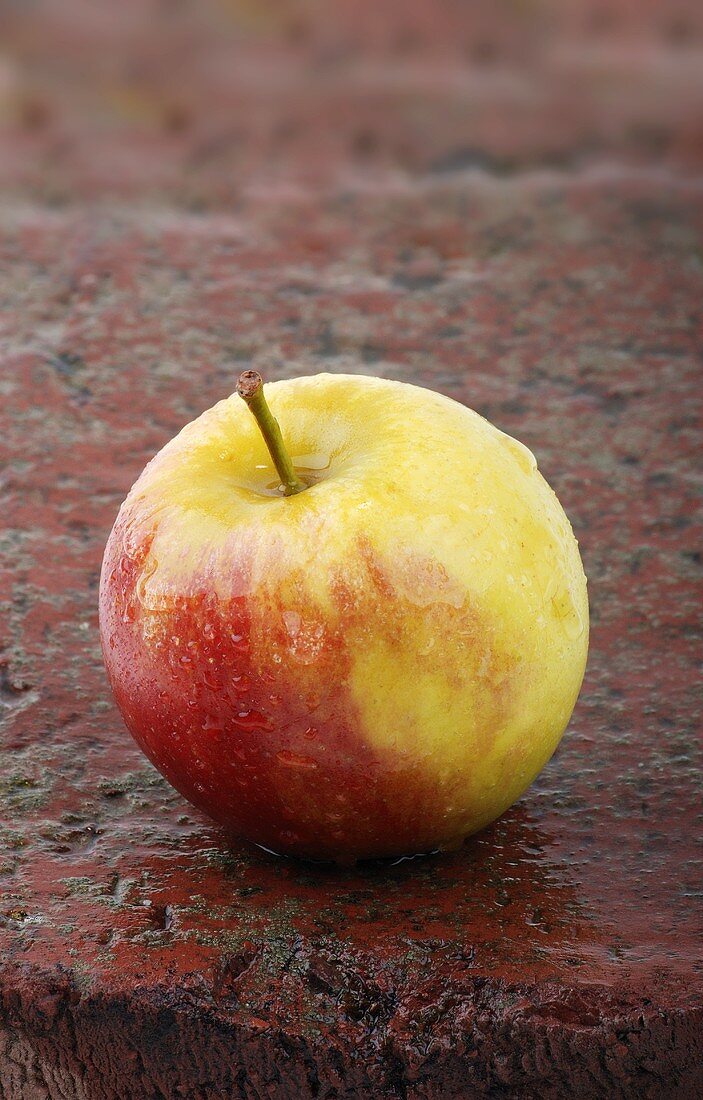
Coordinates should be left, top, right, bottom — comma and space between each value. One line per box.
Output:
1, 173, 702, 1098
1, 2, 703, 1098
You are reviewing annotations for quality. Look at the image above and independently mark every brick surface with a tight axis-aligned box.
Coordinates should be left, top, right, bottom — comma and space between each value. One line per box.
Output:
1, 3, 702, 1098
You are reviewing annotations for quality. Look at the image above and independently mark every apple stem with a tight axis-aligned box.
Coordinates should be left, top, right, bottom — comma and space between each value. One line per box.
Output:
236, 371, 306, 496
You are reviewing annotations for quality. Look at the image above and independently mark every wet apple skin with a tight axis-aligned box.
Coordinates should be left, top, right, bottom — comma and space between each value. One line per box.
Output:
99, 374, 589, 862
100, 521, 509, 861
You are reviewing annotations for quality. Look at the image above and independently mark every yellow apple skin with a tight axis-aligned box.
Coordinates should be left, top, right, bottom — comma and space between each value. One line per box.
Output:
99, 374, 588, 862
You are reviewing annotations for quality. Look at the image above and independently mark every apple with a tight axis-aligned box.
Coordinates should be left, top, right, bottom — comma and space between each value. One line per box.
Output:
99, 372, 588, 863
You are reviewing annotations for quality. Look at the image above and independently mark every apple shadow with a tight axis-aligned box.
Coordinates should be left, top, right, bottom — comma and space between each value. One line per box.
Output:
101, 800, 597, 987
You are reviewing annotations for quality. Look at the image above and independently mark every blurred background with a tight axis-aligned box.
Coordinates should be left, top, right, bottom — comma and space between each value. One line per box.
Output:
1, 0, 702, 205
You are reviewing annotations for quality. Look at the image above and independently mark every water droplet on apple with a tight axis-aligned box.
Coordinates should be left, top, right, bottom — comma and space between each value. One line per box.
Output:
232, 674, 250, 693
501, 434, 537, 475
122, 516, 153, 563
551, 586, 585, 640
202, 669, 220, 691
283, 611, 301, 638
135, 556, 158, 608
543, 573, 559, 602
292, 452, 330, 472
263, 478, 287, 496
234, 709, 273, 731
562, 606, 585, 640
276, 750, 317, 770
285, 621, 325, 664
203, 714, 224, 732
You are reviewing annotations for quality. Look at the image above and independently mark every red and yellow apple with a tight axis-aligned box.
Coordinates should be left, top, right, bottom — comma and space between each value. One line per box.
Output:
99, 372, 588, 862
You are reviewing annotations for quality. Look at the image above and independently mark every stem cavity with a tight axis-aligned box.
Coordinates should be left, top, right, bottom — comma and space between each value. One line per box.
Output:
236, 371, 306, 497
